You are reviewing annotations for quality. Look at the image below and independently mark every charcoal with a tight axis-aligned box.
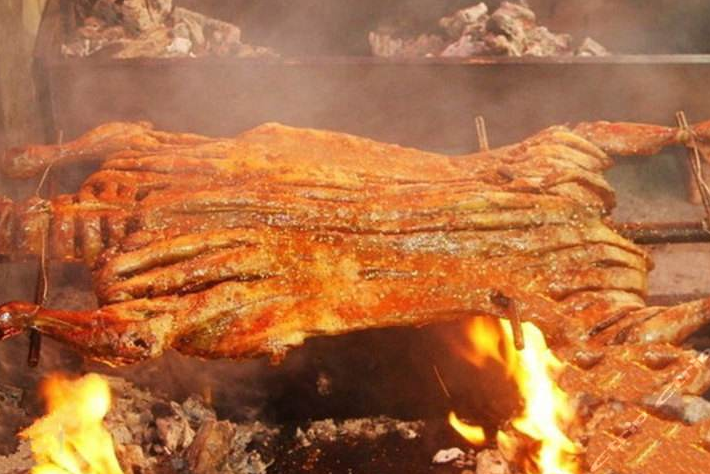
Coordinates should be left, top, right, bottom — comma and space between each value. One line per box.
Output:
0, 403, 29, 457
370, 0, 608, 58
439, 3, 488, 39
224, 422, 277, 474
0, 383, 22, 408
185, 420, 236, 474
121, 0, 172, 35
368, 32, 444, 58
523, 27, 571, 56
171, 7, 241, 45
100, 376, 279, 474
0, 441, 32, 474
73, 0, 95, 22
577, 37, 610, 56
180, 396, 217, 428
165, 36, 193, 57
441, 35, 487, 58
476, 449, 510, 474
484, 33, 521, 56
117, 443, 154, 474
489, 1, 534, 44
64, 2, 274, 59
156, 416, 194, 452
113, 27, 172, 59
432, 447, 465, 464
453, 448, 477, 469
170, 7, 247, 56
296, 416, 423, 447
92, 0, 122, 25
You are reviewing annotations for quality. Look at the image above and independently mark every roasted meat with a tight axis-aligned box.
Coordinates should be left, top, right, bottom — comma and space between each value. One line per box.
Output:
1, 121, 709, 368
583, 403, 710, 474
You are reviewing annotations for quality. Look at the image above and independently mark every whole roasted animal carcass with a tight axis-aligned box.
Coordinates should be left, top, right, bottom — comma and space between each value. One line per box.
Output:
3, 120, 710, 473
0, 120, 709, 367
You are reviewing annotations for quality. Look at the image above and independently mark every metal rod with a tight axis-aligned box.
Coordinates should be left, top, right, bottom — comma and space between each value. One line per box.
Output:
432, 365, 452, 399
27, 330, 42, 367
475, 115, 489, 152
26, 131, 62, 367
509, 306, 525, 351
27, 231, 48, 367
490, 291, 525, 350
616, 221, 710, 244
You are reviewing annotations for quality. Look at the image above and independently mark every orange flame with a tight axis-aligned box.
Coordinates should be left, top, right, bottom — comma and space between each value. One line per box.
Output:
20, 373, 124, 474
450, 317, 579, 474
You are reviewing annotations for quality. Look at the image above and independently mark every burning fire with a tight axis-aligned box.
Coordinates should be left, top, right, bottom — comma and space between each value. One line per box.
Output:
449, 317, 579, 474
21, 373, 124, 474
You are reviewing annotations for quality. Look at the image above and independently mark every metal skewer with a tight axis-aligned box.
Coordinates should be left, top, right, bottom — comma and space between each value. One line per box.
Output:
616, 221, 710, 244
475, 115, 490, 152
26, 131, 62, 367
474, 116, 524, 349
490, 290, 525, 350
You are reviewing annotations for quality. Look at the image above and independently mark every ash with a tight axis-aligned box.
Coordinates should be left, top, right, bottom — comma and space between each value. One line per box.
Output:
369, 1, 608, 58
64, 0, 276, 59
0, 375, 277, 474
103, 377, 278, 474
0, 376, 433, 474
295, 416, 423, 447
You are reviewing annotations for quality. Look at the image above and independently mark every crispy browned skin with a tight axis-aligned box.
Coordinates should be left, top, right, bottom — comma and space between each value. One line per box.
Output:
572, 121, 680, 156
3, 124, 622, 264
583, 404, 710, 474
558, 342, 710, 403
0, 122, 709, 368
1, 121, 213, 179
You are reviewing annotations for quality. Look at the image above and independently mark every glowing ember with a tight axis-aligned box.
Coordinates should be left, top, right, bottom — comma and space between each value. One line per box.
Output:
21, 373, 124, 474
449, 317, 580, 474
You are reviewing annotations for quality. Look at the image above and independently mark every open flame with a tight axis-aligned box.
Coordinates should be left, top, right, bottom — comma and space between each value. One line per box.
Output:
449, 317, 579, 474
21, 373, 124, 474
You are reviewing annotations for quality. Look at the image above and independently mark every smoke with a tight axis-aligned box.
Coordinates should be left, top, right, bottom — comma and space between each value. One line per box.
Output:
529, 0, 710, 54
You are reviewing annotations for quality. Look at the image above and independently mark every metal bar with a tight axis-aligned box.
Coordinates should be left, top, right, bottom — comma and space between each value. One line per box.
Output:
27, 225, 48, 367
508, 305, 525, 351
490, 291, 525, 350
475, 115, 489, 152
26, 132, 62, 367
43, 54, 710, 69
616, 221, 710, 244
647, 293, 710, 306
